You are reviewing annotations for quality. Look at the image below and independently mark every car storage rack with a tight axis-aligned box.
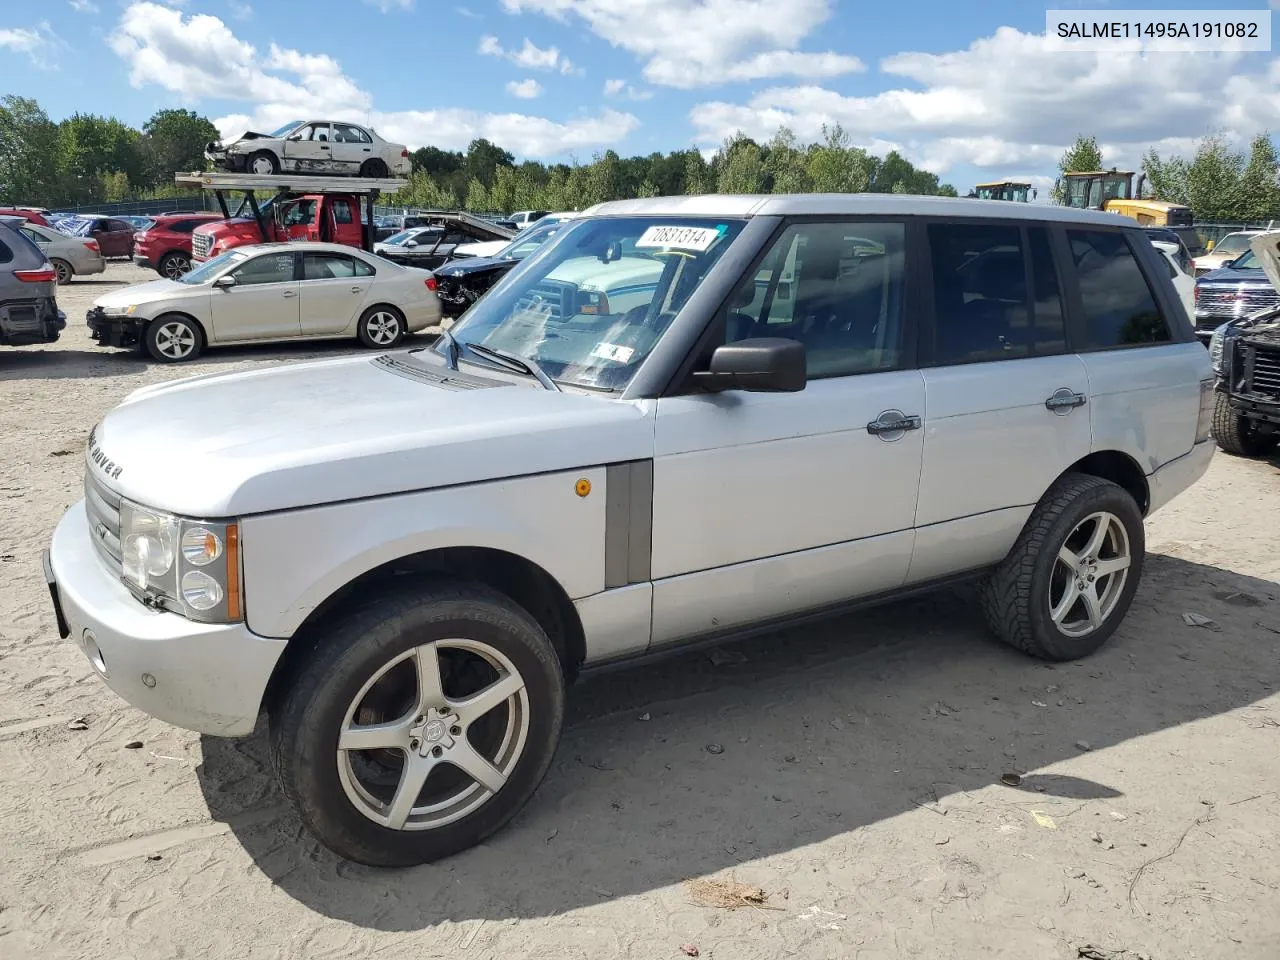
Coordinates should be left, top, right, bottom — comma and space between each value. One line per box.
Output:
174, 171, 407, 252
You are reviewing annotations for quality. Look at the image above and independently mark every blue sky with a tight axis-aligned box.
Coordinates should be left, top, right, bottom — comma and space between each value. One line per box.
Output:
3, 0, 1278, 195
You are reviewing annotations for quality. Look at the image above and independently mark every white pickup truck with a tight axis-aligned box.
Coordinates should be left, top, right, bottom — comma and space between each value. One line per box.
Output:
47, 194, 1214, 866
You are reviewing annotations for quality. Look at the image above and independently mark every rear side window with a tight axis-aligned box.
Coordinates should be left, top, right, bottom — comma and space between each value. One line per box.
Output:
332, 200, 354, 225
0, 237, 12, 264
1067, 230, 1171, 348
169, 220, 197, 234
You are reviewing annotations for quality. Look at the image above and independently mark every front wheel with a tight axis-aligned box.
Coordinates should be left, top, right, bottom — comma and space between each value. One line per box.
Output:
268, 583, 566, 866
247, 150, 280, 175
1212, 392, 1279, 457
357, 305, 406, 349
144, 314, 204, 363
981, 473, 1144, 661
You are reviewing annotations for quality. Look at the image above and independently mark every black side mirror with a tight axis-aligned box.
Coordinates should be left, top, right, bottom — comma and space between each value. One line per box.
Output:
692, 337, 806, 393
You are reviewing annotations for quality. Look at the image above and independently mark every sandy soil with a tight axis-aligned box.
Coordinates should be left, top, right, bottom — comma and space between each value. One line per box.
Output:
2, 262, 1280, 960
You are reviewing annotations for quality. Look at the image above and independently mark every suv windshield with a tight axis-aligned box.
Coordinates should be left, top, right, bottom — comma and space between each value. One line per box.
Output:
1229, 249, 1259, 270
442, 216, 746, 391
180, 250, 246, 284
1215, 233, 1253, 256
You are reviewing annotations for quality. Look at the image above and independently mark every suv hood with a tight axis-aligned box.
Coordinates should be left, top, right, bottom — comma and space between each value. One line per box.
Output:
87, 353, 654, 517
1197, 263, 1269, 285
94, 278, 194, 309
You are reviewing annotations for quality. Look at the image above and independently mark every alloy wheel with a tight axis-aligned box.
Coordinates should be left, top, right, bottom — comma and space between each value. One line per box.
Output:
154, 321, 197, 360
336, 638, 530, 831
366, 311, 401, 345
1048, 511, 1132, 638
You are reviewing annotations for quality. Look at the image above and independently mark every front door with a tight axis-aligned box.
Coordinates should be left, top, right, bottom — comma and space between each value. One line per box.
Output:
650, 219, 926, 646
208, 251, 301, 341
283, 123, 334, 172
908, 221, 1092, 583
298, 250, 373, 334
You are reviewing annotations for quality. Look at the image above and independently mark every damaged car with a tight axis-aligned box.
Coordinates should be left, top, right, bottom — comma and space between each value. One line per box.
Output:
1209, 233, 1280, 457
433, 215, 578, 317
205, 120, 411, 179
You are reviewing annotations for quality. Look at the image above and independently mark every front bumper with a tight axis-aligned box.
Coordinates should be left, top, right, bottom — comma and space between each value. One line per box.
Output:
47, 502, 286, 737
1146, 439, 1215, 516
1225, 390, 1280, 429
203, 144, 246, 172
86, 306, 143, 349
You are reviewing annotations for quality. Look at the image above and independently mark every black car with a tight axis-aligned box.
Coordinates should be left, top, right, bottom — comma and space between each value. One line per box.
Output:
1211, 312, 1280, 457
1192, 246, 1277, 343
432, 217, 574, 317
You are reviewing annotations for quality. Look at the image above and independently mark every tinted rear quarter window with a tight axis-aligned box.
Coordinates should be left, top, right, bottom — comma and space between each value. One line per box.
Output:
0, 237, 12, 264
1067, 229, 1171, 348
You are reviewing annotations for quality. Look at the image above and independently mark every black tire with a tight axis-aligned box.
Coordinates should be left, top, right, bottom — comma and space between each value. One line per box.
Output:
247, 149, 280, 176
360, 158, 389, 178
51, 258, 73, 285
1212, 391, 1278, 457
980, 473, 1145, 661
157, 251, 191, 280
268, 582, 566, 866
357, 304, 406, 349
144, 313, 204, 363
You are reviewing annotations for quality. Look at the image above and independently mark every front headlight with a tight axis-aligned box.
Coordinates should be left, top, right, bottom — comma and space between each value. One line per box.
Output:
1209, 323, 1227, 374
100, 304, 138, 317
120, 501, 241, 623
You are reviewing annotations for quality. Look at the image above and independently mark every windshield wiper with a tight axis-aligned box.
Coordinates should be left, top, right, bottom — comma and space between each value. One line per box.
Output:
437, 327, 460, 370
462, 341, 560, 392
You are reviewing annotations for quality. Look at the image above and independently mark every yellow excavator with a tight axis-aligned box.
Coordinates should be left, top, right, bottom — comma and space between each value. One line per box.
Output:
1057, 169, 1193, 227
970, 181, 1034, 202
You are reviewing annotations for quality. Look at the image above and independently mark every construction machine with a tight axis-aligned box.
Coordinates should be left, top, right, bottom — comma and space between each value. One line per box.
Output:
970, 181, 1035, 202
1057, 169, 1193, 227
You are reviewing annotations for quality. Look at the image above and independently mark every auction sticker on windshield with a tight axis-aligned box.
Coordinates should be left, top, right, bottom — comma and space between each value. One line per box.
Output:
635, 225, 723, 252
590, 342, 635, 363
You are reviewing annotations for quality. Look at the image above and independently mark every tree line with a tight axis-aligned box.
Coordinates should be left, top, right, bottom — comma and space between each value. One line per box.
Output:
1057, 132, 1280, 222
0, 95, 957, 212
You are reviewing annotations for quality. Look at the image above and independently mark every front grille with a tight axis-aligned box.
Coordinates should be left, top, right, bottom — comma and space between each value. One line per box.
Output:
514, 279, 574, 321
1248, 344, 1280, 398
84, 470, 122, 568
1196, 285, 1280, 317
191, 233, 212, 259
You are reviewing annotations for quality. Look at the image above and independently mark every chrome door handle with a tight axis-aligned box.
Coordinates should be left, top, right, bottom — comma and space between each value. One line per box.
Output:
350, 285, 364, 293
867, 413, 922, 435
1044, 389, 1086, 412
281, 290, 297, 298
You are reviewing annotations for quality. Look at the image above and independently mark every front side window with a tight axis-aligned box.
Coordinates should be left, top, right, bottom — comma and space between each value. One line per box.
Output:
444, 216, 747, 391
232, 252, 296, 285
332, 200, 354, 225
1068, 230, 1171, 347
723, 221, 905, 378
282, 200, 317, 226
303, 252, 359, 280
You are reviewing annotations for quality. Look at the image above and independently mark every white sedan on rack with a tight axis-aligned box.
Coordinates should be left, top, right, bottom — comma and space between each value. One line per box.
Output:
205, 120, 413, 179
85, 242, 441, 363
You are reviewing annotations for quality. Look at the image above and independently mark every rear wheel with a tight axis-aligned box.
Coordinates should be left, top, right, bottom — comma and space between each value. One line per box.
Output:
1212, 392, 1278, 457
144, 314, 204, 363
51, 258, 73, 285
247, 150, 280, 176
157, 251, 191, 280
268, 583, 566, 866
357, 305, 406, 349
981, 473, 1144, 661
360, 158, 389, 178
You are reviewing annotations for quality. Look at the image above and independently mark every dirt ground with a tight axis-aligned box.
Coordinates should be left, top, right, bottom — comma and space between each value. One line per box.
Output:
2, 261, 1279, 960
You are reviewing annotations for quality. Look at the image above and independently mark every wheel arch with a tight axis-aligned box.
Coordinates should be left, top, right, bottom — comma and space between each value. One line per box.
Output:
1059, 450, 1150, 514
49, 256, 73, 279
261, 545, 587, 713
145, 310, 209, 343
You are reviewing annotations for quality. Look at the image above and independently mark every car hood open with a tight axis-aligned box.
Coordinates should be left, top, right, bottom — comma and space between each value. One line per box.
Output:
86, 352, 654, 517
1248, 233, 1280, 292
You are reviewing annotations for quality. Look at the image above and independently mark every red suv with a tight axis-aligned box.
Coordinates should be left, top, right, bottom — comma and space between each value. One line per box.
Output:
133, 212, 226, 279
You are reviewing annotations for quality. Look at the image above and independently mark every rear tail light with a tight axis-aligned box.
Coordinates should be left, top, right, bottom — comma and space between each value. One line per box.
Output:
401, 149, 410, 158
14, 266, 57, 282
1195, 377, 1215, 443
425, 276, 438, 291
83, 239, 100, 253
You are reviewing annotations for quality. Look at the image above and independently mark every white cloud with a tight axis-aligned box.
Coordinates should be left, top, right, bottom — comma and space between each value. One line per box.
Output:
364, 0, 413, 11
228, 0, 252, 19
689, 27, 1280, 176
107, 2, 634, 158
69, 0, 100, 12
0, 23, 60, 67
501, 0, 863, 87
506, 78, 543, 98
603, 78, 652, 101
456, 5, 480, 17
478, 34, 579, 74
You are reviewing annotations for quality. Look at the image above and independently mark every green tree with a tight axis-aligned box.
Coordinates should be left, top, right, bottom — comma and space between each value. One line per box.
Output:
684, 150, 711, 195
140, 109, 220, 187
1054, 134, 1104, 202
464, 138, 514, 189
715, 133, 766, 193
464, 176, 490, 212
1185, 134, 1244, 221
1141, 148, 1189, 206
766, 127, 811, 194
1234, 134, 1280, 221
0, 96, 62, 205
582, 149, 623, 206
58, 113, 143, 204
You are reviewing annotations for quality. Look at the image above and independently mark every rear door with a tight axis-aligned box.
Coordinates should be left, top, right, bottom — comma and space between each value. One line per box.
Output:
1064, 227, 1206, 473
330, 123, 374, 172
909, 220, 1091, 583
208, 251, 301, 341
298, 251, 373, 334
105, 219, 136, 257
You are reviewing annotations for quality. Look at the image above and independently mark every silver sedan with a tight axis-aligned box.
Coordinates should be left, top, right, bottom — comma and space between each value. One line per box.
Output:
18, 222, 107, 284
